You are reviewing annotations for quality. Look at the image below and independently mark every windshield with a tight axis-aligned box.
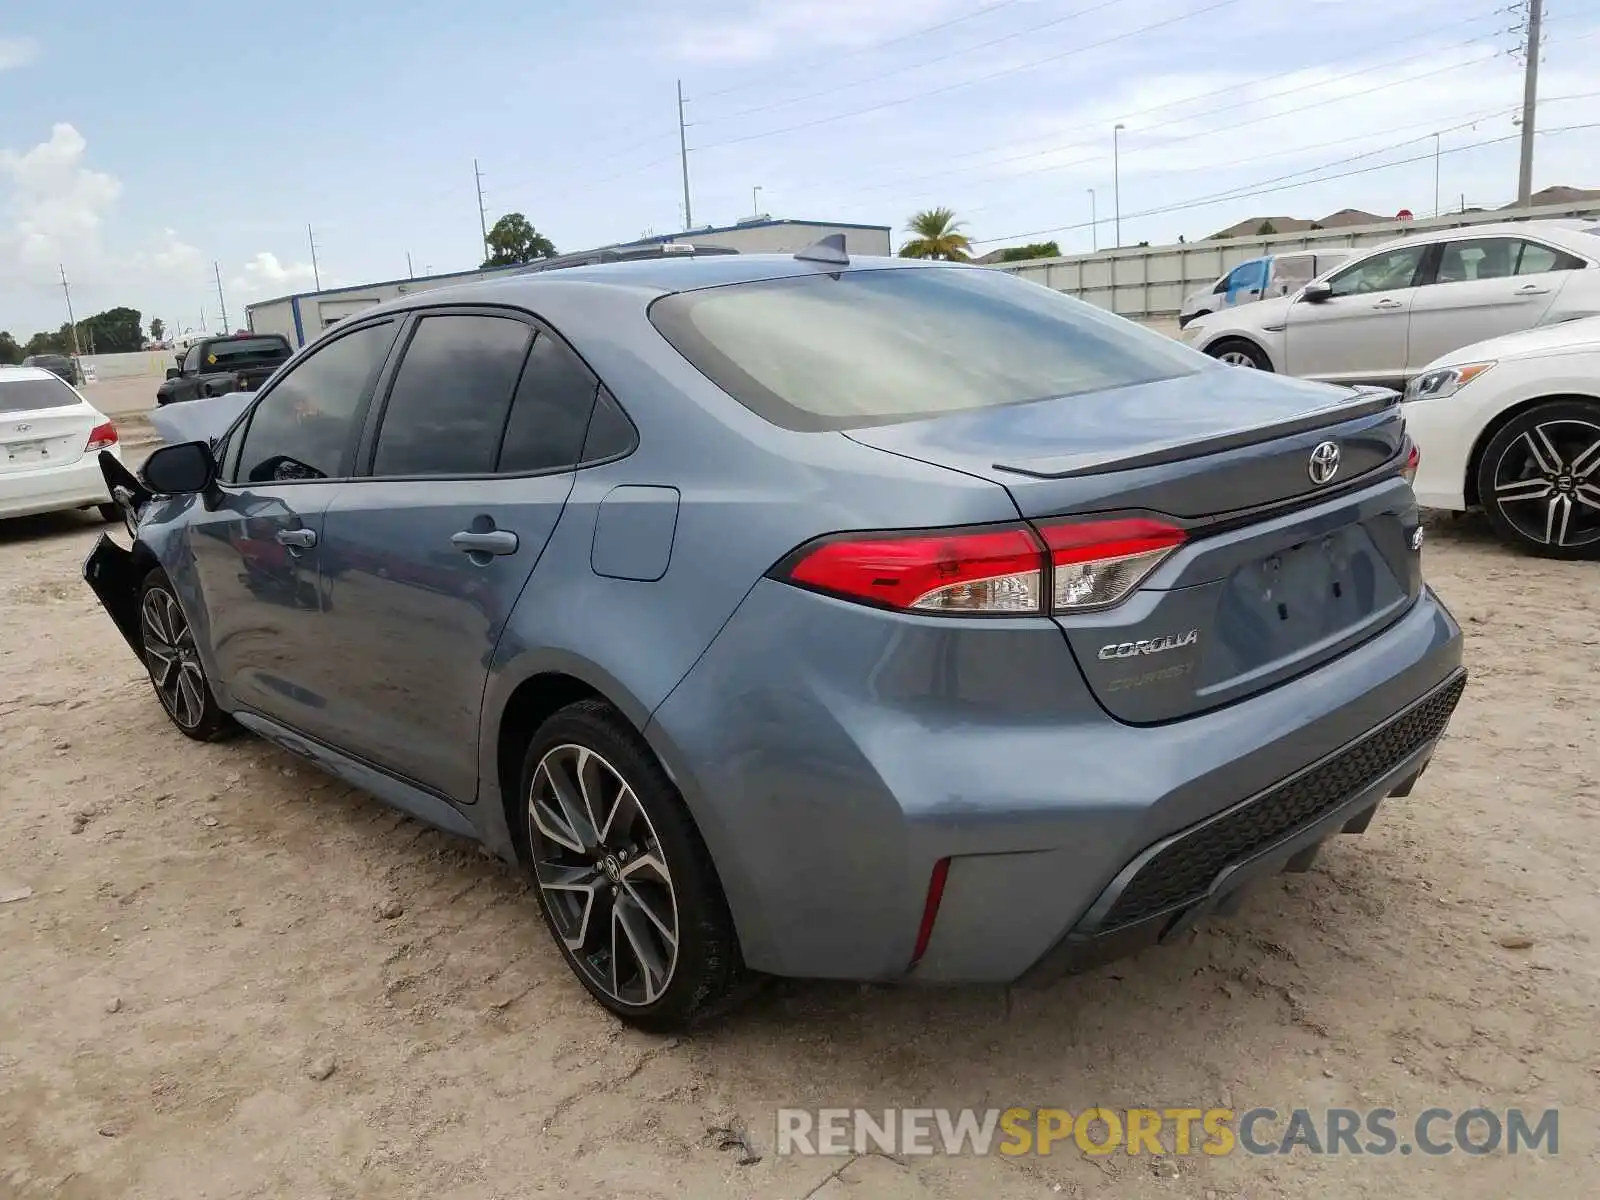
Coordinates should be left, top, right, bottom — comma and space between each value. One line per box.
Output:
205, 337, 290, 367
0, 375, 78, 413
649, 265, 1200, 431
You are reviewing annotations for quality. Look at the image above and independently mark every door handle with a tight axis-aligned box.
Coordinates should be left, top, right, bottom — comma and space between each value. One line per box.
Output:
276, 528, 317, 549
1514, 283, 1551, 295
1372, 299, 1403, 310
451, 529, 519, 556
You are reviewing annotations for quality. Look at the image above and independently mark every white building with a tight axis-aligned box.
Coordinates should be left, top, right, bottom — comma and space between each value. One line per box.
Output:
245, 218, 893, 348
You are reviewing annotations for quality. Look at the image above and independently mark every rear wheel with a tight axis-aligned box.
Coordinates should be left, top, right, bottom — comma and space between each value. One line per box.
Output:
519, 699, 741, 1031
1476, 398, 1600, 559
137, 570, 236, 740
1207, 338, 1273, 371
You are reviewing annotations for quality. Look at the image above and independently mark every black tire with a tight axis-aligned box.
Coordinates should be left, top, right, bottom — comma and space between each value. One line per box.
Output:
518, 699, 741, 1031
1206, 337, 1273, 371
136, 569, 237, 741
96, 502, 121, 523
1475, 398, 1600, 560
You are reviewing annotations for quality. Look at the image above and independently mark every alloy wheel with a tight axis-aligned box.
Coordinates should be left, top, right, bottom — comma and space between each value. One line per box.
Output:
140, 586, 208, 730
1217, 350, 1258, 368
528, 743, 680, 1008
1489, 418, 1600, 550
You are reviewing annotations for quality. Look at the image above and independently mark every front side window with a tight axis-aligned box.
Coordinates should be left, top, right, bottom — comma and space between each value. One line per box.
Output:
232, 321, 397, 484
370, 314, 533, 477
650, 265, 1199, 432
182, 346, 202, 373
1324, 245, 1428, 298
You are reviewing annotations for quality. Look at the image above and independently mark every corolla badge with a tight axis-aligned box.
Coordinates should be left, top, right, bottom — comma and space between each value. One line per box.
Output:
1307, 440, 1341, 485
1097, 629, 1200, 661
14, 422, 32, 433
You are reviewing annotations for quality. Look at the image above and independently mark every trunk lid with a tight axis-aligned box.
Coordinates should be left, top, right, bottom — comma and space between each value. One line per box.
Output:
1, 404, 96, 474
844, 370, 1420, 724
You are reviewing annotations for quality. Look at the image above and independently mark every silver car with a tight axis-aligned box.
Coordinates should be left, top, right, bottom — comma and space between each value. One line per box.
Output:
1183, 220, 1600, 387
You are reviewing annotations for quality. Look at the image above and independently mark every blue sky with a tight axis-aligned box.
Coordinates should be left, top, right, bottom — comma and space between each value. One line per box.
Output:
3, 0, 1598, 338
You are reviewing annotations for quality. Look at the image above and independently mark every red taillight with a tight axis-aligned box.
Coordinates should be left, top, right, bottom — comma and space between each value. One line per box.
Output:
784, 525, 1044, 614
779, 517, 1187, 615
909, 857, 951, 968
86, 421, 118, 451
1402, 442, 1420, 485
1037, 517, 1187, 611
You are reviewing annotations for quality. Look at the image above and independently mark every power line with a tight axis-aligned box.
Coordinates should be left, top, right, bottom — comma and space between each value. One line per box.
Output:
693, 0, 1248, 153
970, 121, 1600, 244
693, 0, 1027, 102
696, 0, 1123, 126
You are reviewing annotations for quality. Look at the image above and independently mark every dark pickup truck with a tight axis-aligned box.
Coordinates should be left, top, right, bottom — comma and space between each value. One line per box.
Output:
156, 334, 293, 405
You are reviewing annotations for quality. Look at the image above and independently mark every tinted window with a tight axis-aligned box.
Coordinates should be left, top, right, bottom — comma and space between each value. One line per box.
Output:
205, 337, 292, 367
1515, 240, 1585, 274
182, 346, 202, 373
1325, 245, 1427, 297
650, 266, 1199, 431
0, 376, 78, 413
1436, 238, 1517, 283
371, 315, 533, 477
581, 386, 638, 462
496, 331, 600, 473
234, 321, 397, 484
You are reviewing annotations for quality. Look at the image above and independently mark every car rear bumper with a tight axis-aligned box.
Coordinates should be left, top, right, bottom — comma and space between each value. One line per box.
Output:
0, 451, 118, 520
648, 578, 1465, 984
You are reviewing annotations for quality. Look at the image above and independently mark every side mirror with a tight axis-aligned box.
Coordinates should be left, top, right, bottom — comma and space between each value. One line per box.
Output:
1301, 280, 1333, 304
165, 367, 181, 380
141, 441, 217, 495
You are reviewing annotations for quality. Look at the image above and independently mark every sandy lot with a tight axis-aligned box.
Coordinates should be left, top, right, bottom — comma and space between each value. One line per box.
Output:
1, 504, 1596, 1200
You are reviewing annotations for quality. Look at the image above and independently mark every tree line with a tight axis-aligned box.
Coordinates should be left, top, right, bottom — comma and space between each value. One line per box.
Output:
0, 307, 157, 363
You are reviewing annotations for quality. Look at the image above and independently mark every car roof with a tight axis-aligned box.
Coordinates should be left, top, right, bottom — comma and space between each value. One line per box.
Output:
1364, 219, 1600, 257
349, 252, 937, 321
0, 365, 65, 383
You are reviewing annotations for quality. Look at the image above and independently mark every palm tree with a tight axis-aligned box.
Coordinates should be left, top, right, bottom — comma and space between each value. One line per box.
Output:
898, 208, 973, 261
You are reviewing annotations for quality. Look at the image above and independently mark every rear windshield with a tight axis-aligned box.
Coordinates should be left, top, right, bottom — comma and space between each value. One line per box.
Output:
649, 265, 1199, 430
206, 337, 290, 366
0, 376, 78, 413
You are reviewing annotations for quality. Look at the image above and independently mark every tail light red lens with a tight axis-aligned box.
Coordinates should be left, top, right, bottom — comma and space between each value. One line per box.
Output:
85, 421, 118, 451
1037, 517, 1187, 611
778, 517, 1186, 615
1402, 441, 1420, 485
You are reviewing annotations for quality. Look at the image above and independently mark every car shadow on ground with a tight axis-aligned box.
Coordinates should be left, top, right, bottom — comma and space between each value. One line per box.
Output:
0, 509, 112, 547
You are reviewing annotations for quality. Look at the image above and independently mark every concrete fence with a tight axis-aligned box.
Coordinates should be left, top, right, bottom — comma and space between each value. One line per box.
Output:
77, 350, 177, 382
990, 200, 1600, 320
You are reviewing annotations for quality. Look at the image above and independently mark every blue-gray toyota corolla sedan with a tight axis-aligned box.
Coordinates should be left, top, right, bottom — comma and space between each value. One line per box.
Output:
84, 244, 1465, 1030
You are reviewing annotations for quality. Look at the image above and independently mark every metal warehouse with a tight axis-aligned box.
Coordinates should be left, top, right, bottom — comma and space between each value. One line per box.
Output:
245, 218, 893, 348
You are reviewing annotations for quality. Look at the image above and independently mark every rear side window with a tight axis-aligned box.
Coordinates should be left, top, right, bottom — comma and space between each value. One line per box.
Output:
234, 321, 398, 484
0, 376, 78, 413
371, 315, 533, 477
1514, 240, 1585, 274
649, 266, 1199, 432
496, 331, 601, 473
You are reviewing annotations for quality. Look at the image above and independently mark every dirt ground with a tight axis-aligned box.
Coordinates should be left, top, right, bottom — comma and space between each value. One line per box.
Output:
1, 500, 1596, 1199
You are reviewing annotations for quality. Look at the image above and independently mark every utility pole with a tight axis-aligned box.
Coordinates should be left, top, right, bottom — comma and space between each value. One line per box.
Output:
58, 264, 82, 359
406, 251, 415, 279
752, 185, 762, 217
1433, 133, 1442, 218
677, 80, 694, 231
1087, 189, 1097, 253
1112, 124, 1126, 248
475, 158, 490, 261
1516, 0, 1543, 207
213, 262, 229, 334
307, 224, 322, 290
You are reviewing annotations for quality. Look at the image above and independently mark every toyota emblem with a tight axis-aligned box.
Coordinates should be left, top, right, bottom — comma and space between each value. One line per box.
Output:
1307, 441, 1341, 485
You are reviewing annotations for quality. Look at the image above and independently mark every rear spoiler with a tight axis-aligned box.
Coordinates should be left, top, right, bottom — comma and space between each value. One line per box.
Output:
993, 386, 1401, 481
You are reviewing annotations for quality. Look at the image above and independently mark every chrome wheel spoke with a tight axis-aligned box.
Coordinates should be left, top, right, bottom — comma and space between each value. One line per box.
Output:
1525, 427, 1563, 474
1572, 439, 1600, 480
612, 894, 671, 1004
1576, 483, 1600, 512
1494, 477, 1553, 503
530, 756, 597, 854
141, 587, 205, 726
536, 862, 605, 951
176, 664, 206, 728
1545, 494, 1574, 546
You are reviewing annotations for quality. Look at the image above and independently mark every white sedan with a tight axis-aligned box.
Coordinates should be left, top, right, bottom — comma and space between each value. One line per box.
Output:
1402, 316, 1600, 558
0, 365, 124, 523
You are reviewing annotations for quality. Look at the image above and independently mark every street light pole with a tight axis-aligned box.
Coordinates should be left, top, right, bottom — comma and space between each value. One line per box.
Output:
1433, 133, 1442, 218
753, 185, 762, 217
1113, 123, 1126, 248
1088, 189, 1097, 252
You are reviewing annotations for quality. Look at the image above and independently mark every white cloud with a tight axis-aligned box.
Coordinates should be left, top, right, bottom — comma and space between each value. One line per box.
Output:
231, 252, 322, 302
0, 123, 121, 272
0, 35, 40, 71
673, 0, 973, 63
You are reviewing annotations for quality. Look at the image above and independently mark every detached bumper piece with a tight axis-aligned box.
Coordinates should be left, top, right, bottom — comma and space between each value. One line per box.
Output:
1021, 669, 1467, 985
83, 533, 145, 660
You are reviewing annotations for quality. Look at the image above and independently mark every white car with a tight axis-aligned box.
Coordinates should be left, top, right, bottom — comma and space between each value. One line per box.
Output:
1402, 316, 1600, 558
1182, 220, 1600, 388
1177, 249, 1355, 329
0, 366, 124, 523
